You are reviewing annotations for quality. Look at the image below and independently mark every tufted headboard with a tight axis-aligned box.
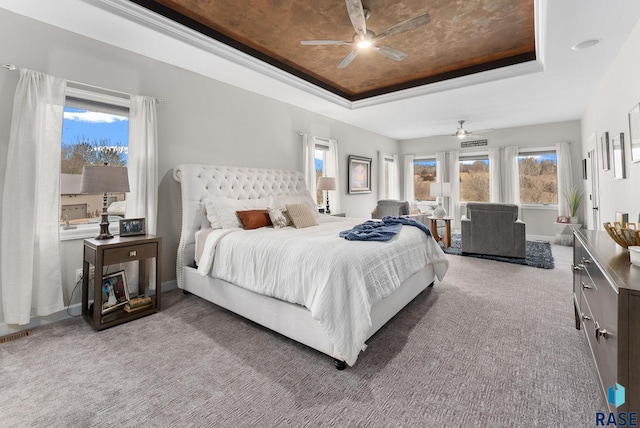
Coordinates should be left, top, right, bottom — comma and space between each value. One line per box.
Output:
172, 164, 308, 288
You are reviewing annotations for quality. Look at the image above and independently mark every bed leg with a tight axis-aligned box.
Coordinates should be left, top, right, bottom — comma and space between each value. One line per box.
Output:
334, 359, 346, 370
427, 281, 435, 288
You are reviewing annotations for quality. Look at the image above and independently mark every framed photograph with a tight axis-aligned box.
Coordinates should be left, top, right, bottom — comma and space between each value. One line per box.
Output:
600, 131, 610, 170
557, 216, 571, 224
612, 132, 626, 180
119, 218, 146, 237
616, 211, 629, 225
628, 103, 640, 163
101, 270, 129, 314
348, 155, 372, 194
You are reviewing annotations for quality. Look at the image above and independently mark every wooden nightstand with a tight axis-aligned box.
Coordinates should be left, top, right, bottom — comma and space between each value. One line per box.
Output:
81, 235, 162, 330
427, 216, 453, 248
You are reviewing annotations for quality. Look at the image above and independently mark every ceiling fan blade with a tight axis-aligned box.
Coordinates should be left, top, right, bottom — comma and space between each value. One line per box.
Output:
300, 40, 352, 45
373, 45, 407, 61
345, 0, 367, 39
337, 49, 359, 68
375, 13, 431, 41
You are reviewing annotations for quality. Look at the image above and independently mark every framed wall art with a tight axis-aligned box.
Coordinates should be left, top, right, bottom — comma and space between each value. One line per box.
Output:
612, 132, 626, 180
600, 131, 610, 171
628, 103, 640, 163
119, 218, 146, 236
347, 155, 372, 194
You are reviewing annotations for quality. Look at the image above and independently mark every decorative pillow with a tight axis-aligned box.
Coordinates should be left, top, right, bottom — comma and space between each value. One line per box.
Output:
205, 197, 271, 229
237, 210, 272, 230
268, 206, 291, 229
272, 192, 319, 217
286, 203, 318, 229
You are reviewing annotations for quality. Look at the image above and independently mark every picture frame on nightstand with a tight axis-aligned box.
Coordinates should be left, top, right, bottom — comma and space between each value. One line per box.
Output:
119, 218, 146, 237
101, 270, 129, 314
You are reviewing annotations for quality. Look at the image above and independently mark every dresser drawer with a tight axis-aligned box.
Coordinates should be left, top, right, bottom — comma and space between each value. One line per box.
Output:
103, 243, 157, 265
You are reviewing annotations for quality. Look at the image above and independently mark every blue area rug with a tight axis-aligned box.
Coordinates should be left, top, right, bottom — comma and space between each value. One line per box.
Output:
441, 234, 555, 269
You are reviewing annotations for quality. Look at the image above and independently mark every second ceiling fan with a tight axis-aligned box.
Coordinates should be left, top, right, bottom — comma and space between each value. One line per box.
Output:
300, 0, 431, 69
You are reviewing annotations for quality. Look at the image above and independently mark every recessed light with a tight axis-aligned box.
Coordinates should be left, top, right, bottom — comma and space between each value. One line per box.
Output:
572, 39, 600, 50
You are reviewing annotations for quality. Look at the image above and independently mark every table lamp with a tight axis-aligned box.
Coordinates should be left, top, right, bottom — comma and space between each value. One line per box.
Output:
316, 176, 336, 214
430, 182, 451, 219
80, 164, 130, 239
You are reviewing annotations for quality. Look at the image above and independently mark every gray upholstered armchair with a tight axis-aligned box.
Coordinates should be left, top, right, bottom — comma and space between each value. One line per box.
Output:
461, 203, 526, 259
371, 199, 411, 219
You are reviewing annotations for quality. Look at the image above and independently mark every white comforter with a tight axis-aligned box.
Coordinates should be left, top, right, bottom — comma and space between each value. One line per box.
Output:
197, 216, 449, 366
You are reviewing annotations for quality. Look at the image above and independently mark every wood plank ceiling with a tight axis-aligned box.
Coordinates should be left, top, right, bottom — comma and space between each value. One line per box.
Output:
131, 0, 535, 101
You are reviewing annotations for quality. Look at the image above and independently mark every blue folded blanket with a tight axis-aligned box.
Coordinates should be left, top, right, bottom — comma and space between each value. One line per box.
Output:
339, 216, 432, 241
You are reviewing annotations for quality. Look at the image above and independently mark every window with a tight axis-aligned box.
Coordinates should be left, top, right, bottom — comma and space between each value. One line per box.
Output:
518, 150, 558, 204
413, 158, 437, 201
60, 86, 130, 227
314, 146, 327, 206
382, 155, 393, 199
459, 155, 490, 202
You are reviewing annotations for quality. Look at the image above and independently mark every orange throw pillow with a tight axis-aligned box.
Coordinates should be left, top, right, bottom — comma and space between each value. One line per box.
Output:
236, 210, 272, 230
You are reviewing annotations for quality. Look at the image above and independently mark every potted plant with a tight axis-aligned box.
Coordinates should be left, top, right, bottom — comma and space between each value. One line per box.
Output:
565, 186, 584, 224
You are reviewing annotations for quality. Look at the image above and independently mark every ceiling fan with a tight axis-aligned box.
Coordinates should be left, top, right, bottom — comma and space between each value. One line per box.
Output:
300, 0, 431, 69
452, 120, 494, 139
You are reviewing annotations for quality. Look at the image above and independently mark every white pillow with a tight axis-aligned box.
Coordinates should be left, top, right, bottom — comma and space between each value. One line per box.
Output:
272, 192, 319, 217
205, 197, 272, 229
268, 207, 291, 229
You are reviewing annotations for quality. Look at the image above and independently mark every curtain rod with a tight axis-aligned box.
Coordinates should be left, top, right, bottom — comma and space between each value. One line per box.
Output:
2, 63, 164, 104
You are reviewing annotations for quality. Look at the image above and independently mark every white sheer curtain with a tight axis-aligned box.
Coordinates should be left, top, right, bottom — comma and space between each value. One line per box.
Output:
302, 133, 317, 199
489, 147, 502, 203
125, 95, 159, 288
502, 146, 521, 206
1, 69, 66, 325
448, 151, 461, 228
435, 152, 446, 182
321, 137, 340, 214
403, 154, 415, 202
556, 141, 573, 217
378, 152, 400, 200
389, 154, 400, 199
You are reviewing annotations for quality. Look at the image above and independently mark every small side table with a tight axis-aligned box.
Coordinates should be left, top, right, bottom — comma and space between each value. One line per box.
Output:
553, 222, 581, 246
330, 213, 346, 217
82, 235, 162, 330
428, 216, 453, 248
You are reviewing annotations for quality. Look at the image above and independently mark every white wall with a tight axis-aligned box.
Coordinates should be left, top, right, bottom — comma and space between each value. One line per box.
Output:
0, 9, 397, 327
581, 17, 640, 227
399, 121, 583, 238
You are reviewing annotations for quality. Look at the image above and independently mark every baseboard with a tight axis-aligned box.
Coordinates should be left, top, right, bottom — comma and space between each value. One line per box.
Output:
527, 234, 554, 243
0, 279, 178, 338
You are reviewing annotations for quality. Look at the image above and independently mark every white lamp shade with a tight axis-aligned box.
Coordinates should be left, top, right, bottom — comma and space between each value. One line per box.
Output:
80, 165, 130, 194
316, 176, 336, 191
430, 182, 451, 198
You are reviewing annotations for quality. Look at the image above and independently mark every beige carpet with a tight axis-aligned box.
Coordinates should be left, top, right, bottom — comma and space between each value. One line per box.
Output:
0, 244, 606, 427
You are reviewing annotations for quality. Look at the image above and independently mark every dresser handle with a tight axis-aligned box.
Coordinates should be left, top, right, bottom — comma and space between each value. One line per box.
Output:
581, 313, 591, 321
595, 322, 609, 342
572, 264, 585, 271
129, 250, 137, 257
581, 282, 593, 290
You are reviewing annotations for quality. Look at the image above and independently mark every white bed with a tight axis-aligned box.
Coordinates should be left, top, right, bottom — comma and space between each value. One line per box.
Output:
173, 164, 449, 368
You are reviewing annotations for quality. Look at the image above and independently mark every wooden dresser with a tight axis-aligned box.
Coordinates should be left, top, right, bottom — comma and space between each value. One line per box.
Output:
573, 229, 640, 412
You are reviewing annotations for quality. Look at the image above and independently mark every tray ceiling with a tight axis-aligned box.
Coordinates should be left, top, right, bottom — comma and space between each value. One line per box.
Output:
130, 0, 536, 101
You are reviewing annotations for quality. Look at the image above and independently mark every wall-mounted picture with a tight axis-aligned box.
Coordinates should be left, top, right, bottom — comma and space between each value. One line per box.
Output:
600, 131, 610, 170
348, 155, 372, 194
612, 132, 626, 180
101, 270, 129, 314
628, 103, 640, 163
119, 218, 146, 236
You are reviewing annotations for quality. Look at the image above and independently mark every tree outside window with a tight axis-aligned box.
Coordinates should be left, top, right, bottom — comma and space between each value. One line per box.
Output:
459, 157, 490, 202
413, 158, 436, 201
518, 151, 558, 204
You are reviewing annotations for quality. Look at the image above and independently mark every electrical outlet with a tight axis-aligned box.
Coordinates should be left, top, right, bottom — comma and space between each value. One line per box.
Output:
75, 267, 95, 283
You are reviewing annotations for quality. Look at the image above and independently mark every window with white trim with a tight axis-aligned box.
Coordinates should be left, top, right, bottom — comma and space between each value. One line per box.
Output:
413, 157, 437, 201
459, 154, 490, 202
518, 149, 558, 205
60, 86, 129, 228
314, 145, 328, 206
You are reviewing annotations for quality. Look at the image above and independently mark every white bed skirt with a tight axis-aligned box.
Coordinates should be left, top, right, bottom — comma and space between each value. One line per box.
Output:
182, 263, 436, 362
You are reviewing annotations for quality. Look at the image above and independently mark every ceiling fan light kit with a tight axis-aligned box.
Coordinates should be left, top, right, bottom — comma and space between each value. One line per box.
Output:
300, 0, 431, 68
